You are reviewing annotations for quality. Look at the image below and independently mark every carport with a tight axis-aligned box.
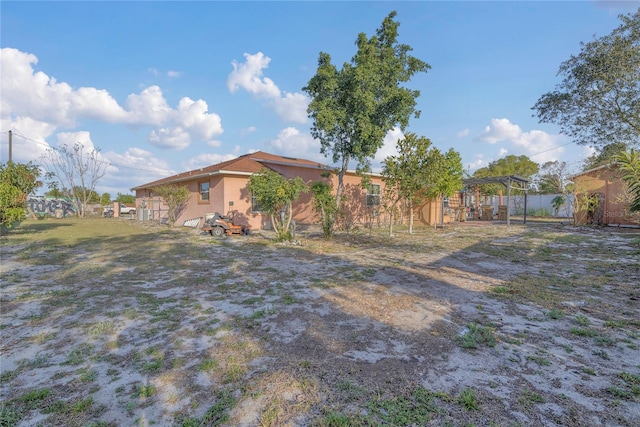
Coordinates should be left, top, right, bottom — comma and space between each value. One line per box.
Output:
462, 175, 530, 226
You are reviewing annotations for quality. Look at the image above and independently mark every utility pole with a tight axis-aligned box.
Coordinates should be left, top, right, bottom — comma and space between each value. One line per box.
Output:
8, 130, 12, 163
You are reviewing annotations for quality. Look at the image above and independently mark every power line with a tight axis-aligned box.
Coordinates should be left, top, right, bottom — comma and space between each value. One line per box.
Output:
3, 131, 174, 175
526, 140, 578, 159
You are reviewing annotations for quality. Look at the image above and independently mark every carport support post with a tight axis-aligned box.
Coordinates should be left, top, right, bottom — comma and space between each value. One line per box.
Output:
474, 186, 480, 219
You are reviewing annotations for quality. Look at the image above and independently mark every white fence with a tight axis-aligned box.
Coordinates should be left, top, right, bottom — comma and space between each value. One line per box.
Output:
484, 193, 574, 218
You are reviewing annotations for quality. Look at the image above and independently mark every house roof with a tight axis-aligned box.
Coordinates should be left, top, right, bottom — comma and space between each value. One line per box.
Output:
131, 151, 332, 190
463, 175, 530, 188
568, 162, 618, 180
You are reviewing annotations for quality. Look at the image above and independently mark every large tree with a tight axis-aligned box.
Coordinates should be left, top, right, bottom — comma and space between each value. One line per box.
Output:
303, 11, 429, 229
535, 160, 571, 194
583, 142, 628, 170
532, 10, 640, 150
248, 168, 308, 241
41, 142, 107, 217
0, 162, 41, 231
473, 155, 539, 195
116, 193, 136, 204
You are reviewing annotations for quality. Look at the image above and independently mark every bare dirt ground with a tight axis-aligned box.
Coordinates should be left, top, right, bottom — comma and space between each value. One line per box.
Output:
1, 218, 639, 426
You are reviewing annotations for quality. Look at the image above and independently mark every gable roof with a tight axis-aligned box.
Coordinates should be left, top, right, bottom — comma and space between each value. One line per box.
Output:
131, 151, 332, 190
463, 175, 530, 187
569, 162, 618, 180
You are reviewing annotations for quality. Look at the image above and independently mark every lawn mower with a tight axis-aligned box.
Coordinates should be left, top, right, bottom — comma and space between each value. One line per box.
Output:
202, 212, 250, 237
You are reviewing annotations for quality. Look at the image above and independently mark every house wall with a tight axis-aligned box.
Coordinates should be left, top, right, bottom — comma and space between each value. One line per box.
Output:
573, 167, 634, 226
136, 167, 387, 230
415, 192, 465, 226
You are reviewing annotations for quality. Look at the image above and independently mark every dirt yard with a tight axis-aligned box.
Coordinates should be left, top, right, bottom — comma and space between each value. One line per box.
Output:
1, 218, 639, 426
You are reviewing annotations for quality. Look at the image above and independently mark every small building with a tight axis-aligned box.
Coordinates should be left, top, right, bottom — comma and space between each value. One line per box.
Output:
131, 151, 386, 229
414, 193, 466, 226
570, 163, 636, 226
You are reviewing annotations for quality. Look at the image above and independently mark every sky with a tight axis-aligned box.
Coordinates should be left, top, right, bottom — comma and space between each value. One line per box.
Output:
2, 1, 639, 197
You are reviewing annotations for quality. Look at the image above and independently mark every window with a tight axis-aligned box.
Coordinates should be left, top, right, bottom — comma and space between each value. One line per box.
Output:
251, 195, 262, 212
366, 184, 381, 206
199, 181, 210, 203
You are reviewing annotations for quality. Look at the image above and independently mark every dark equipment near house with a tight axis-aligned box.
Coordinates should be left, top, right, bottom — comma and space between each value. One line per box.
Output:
202, 212, 250, 237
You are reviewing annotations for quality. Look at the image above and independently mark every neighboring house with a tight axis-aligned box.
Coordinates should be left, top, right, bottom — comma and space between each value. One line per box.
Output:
131, 151, 386, 229
570, 163, 636, 226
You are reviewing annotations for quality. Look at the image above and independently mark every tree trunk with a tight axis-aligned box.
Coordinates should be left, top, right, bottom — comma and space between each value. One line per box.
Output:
271, 213, 280, 235
284, 203, 292, 233
408, 200, 414, 234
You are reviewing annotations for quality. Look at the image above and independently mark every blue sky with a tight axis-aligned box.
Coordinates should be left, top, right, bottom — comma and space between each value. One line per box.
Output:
1, 1, 639, 197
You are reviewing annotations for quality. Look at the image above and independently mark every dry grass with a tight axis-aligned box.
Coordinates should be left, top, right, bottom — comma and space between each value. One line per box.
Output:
1, 218, 639, 426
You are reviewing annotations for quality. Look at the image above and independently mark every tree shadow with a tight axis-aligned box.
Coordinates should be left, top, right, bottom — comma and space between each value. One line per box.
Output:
4, 220, 632, 425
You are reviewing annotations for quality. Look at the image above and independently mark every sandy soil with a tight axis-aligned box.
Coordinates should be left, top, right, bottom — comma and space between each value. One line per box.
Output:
1, 220, 639, 426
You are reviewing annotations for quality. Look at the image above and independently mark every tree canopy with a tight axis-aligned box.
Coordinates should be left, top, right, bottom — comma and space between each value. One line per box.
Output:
153, 184, 190, 226
615, 148, 640, 213
473, 155, 538, 195
0, 162, 41, 230
248, 168, 308, 240
382, 133, 463, 233
583, 142, 628, 171
382, 133, 436, 234
303, 11, 430, 209
532, 10, 640, 149
41, 142, 107, 217
535, 161, 570, 194
116, 193, 136, 204
474, 155, 538, 179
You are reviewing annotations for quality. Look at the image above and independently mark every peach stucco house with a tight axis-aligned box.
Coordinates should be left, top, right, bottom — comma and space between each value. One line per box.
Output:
570, 163, 637, 226
131, 151, 386, 229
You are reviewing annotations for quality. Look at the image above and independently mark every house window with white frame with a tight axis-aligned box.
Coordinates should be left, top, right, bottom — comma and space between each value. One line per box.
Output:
251, 194, 262, 212
198, 181, 210, 203
366, 184, 381, 207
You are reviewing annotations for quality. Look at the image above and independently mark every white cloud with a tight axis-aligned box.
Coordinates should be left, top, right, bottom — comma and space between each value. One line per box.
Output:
582, 146, 597, 159
1, 48, 75, 127
456, 128, 470, 138
167, 70, 181, 78
498, 147, 508, 157
148, 67, 159, 77
267, 127, 322, 161
1, 48, 223, 151
0, 116, 56, 163
70, 87, 128, 122
227, 52, 309, 124
56, 131, 96, 151
105, 147, 172, 176
272, 92, 309, 123
227, 52, 280, 98
373, 127, 404, 170
125, 85, 172, 126
148, 127, 191, 150
182, 152, 238, 170
476, 118, 563, 163
175, 97, 223, 142
240, 126, 257, 136
466, 154, 487, 172
101, 147, 174, 194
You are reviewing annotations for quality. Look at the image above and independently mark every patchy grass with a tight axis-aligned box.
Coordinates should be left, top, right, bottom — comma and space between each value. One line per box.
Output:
457, 322, 497, 349
2, 219, 639, 426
